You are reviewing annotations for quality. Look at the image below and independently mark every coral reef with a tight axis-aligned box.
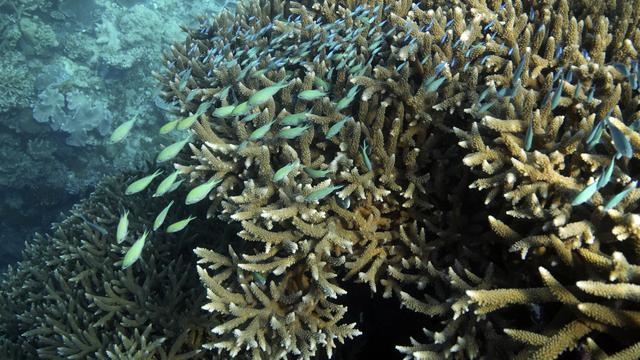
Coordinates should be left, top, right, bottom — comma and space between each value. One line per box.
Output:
2, 0, 640, 359
33, 84, 113, 146
145, 0, 640, 358
0, 171, 218, 359
0, 51, 34, 113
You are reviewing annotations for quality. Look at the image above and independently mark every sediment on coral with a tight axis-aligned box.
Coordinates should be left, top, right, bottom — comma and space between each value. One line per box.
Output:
144, 0, 640, 358
0, 171, 227, 359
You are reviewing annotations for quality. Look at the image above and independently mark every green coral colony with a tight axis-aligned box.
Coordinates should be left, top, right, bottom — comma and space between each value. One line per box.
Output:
3, 0, 640, 359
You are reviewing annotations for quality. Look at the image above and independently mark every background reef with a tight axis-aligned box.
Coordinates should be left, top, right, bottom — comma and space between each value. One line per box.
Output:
2, 0, 640, 359
0, 0, 232, 269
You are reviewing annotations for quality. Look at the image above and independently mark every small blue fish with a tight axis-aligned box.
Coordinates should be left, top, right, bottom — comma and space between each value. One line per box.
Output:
551, 83, 563, 110
361, 139, 373, 172
606, 119, 633, 158
554, 46, 564, 60
586, 120, 604, 149
249, 120, 277, 141
478, 101, 494, 114
629, 65, 639, 89
512, 53, 528, 85
77, 214, 108, 236
178, 68, 192, 91
566, 69, 573, 83
587, 86, 596, 103
440, 32, 448, 44
574, 81, 582, 98
596, 156, 616, 189
497, 87, 513, 97
479, 87, 489, 102
425, 76, 446, 92
305, 184, 345, 202
424, 19, 434, 32
241, 112, 261, 123
603, 181, 637, 211
524, 120, 533, 151
483, 20, 494, 31
571, 178, 601, 206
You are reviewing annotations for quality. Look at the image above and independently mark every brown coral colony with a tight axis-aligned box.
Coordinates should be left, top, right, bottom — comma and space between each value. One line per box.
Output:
153, 0, 640, 358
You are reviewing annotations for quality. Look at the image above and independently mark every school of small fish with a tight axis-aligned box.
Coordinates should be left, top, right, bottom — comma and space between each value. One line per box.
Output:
104, 1, 639, 271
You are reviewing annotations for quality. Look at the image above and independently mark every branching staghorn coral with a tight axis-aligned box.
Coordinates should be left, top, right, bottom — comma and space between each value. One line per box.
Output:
5, 0, 636, 359
444, 0, 640, 358
0, 172, 221, 359
151, 0, 485, 358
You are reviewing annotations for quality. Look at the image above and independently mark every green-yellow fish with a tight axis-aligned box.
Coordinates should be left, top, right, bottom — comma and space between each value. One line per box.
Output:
273, 160, 300, 182
326, 117, 351, 139
249, 120, 277, 141
305, 185, 344, 202
313, 76, 330, 91
335, 95, 356, 111
248, 79, 289, 107
125, 170, 163, 195
298, 89, 327, 101
231, 101, 251, 117
241, 112, 261, 123
116, 210, 129, 244
156, 137, 190, 163
185, 177, 223, 205
153, 170, 181, 197
303, 167, 332, 178
159, 119, 179, 134
153, 200, 174, 231
110, 117, 137, 143
216, 86, 231, 100
176, 113, 200, 130
167, 179, 184, 194
281, 111, 312, 126
278, 125, 310, 139
121, 229, 149, 269
213, 105, 236, 118
166, 215, 196, 233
